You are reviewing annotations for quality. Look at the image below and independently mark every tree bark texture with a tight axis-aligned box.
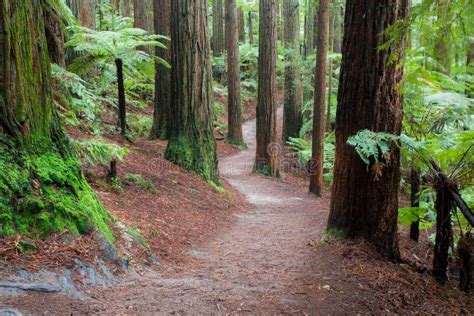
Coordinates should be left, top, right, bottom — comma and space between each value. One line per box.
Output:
256, 0, 279, 177
0, 0, 112, 240
122, 0, 132, 17
165, 0, 219, 184
432, 178, 454, 282
67, 0, 96, 29
134, 0, 154, 53
237, 7, 245, 43
248, 11, 254, 45
309, 0, 328, 196
212, 0, 225, 56
225, 0, 243, 145
327, 0, 409, 261
304, 0, 314, 57
282, 0, 303, 141
150, 0, 171, 140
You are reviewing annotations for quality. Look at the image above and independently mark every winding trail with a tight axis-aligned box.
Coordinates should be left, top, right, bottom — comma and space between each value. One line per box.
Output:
5, 116, 347, 314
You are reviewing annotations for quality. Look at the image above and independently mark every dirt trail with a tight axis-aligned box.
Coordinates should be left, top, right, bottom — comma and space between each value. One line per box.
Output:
4, 116, 353, 314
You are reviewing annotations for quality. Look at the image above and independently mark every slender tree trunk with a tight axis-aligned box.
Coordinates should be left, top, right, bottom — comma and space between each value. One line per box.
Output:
115, 58, 127, 137
327, 0, 409, 261
212, 0, 225, 56
150, 0, 172, 140
409, 168, 421, 241
248, 11, 254, 45
256, 0, 279, 177
225, 0, 243, 145
308, 0, 328, 196
0, 0, 112, 239
122, 0, 132, 17
432, 179, 453, 282
238, 7, 245, 43
112, 0, 120, 14
165, 0, 219, 183
326, 7, 336, 132
333, 5, 343, 54
276, 0, 283, 42
282, 0, 303, 141
304, 0, 314, 57
433, 0, 450, 75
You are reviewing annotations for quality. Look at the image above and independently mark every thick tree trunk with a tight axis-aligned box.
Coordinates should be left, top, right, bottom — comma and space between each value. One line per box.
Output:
150, 0, 172, 140
113, 0, 120, 15
409, 168, 421, 241
304, 0, 315, 57
308, 0, 328, 196
248, 11, 254, 45
432, 179, 453, 282
255, 0, 279, 177
327, 0, 408, 261
134, 0, 154, 53
212, 0, 225, 56
238, 7, 245, 43
165, 0, 219, 184
115, 58, 127, 137
225, 0, 243, 145
0, 0, 112, 240
282, 0, 303, 141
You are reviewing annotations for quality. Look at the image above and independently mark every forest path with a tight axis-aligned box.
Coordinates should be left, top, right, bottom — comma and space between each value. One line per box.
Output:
6, 113, 348, 314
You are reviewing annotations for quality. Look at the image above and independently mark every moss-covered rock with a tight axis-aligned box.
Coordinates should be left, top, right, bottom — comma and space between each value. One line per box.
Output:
0, 135, 114, 242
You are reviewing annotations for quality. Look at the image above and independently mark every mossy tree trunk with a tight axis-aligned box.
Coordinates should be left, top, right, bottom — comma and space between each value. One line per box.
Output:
0, 0, 112, 240
165, 0, 219, 184
45, 6, 66, 67
255, 0, 279, 177
282, 0, 303, 142
225, 0, 243, 145
150, 0, 172, 140
327, 0, 408, 261
212, 0, 225, 56
309, 0, 328, 196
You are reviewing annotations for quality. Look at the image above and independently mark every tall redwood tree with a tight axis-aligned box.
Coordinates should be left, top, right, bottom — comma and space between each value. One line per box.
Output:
309, 0, 328, 196
150, 0, 172, 140
327, 0, 409, 260
225, 0, 243, 145
282, 0, 303, 141
255, 0, 279, 177
165, 0, 219, 184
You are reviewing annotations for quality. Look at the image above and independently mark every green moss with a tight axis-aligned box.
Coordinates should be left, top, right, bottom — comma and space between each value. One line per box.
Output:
0, 135, 114, 242
165, 133, 219, 185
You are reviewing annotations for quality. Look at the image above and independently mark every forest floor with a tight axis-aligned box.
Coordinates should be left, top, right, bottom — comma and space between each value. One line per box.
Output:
1, 103, 472, 314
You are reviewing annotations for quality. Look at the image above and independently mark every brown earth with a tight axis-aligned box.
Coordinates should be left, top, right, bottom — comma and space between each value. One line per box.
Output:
2, 109, 472, 314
